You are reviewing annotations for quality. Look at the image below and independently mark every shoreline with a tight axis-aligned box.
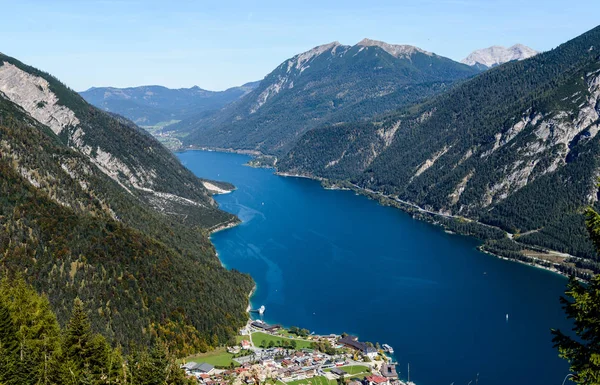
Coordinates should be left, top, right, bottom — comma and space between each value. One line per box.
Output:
179, 145, 265, 157
277, 171, 585, 281
182, 147, 587, 281
209, 218, 240, 235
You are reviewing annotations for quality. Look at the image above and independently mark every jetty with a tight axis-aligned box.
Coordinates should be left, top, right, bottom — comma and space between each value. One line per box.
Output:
249, 305, 265, 314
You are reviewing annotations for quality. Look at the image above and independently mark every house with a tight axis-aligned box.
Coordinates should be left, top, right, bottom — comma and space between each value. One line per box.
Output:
241, 340, 252, 349
365, 346, 378, 359
266, 325, 282, 332
250, 321, 282, 332
251, 321, 270, 330
380, 363, 398, 379
182, 362, 215, 375
339, 336, 378, 359
331, 368, 347, 376
366, 375, 389, 385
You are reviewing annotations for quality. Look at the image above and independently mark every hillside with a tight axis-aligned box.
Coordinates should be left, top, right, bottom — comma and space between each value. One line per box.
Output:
176, 39, 480, 154
0, 54, 253, 354
80, 82, 259, 126
278, 25, 600, 273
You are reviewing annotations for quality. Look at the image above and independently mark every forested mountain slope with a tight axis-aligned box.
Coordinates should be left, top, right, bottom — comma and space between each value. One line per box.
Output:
80, 82, 259, 126
0, 54, 253, 354
0, 53, 234, 228
176, 39, 480, 154
279, 25, 600, 268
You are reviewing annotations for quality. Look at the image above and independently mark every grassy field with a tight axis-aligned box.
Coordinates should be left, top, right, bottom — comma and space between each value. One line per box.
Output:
285, 376, 336, 385
184, 347, 239, 367
236, 335, 250, 343
251, 332, 313, 349
325, 365, 370, 375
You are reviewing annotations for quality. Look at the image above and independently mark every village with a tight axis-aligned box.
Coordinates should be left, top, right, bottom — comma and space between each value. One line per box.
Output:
181, 320, 415, 385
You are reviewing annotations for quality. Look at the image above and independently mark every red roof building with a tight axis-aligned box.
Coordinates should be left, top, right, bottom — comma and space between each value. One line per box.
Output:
366, 375, 388, 384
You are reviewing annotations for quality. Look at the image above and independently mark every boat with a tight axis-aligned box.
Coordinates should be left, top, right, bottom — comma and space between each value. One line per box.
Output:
382, 344, 394, 354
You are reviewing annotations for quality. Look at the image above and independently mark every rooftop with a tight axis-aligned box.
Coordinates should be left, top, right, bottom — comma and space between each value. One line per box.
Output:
367, 375, 388, 384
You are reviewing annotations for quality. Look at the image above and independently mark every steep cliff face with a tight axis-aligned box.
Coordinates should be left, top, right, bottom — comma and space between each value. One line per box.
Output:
278, 25, 600, 261
0, 54, 232, 228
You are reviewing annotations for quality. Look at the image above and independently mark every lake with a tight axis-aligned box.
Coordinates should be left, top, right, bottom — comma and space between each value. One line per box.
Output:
178, 150, 572, 385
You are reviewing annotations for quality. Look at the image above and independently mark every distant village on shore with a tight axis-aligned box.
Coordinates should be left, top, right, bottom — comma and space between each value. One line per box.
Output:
181, 320, 415, 385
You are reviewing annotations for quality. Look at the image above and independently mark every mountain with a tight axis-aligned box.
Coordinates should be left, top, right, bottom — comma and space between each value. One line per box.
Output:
80, 82, 259, 126
278, 26, 600, 274
0, 53, 253, 353
175, 39, 480, 154
461, 44, 538, 69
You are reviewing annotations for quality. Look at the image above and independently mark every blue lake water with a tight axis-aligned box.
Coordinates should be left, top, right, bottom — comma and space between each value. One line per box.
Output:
178, 150, 572, 385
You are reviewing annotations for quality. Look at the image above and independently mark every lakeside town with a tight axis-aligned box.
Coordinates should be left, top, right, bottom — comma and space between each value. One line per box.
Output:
181, 320, 415, 385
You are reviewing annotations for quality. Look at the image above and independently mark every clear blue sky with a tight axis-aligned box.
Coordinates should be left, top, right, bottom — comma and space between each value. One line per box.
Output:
0, 0, 598, 91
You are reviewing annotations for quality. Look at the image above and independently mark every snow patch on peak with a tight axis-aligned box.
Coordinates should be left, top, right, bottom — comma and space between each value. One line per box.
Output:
461, 44, 538, 68
0, 62, 80, 134
356, 38, 433, 58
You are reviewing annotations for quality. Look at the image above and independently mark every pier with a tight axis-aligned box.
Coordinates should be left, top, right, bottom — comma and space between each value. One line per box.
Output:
249, 305, 265, 314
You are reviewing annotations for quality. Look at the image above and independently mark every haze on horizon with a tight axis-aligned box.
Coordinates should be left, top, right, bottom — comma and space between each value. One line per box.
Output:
1, 0, 599, 92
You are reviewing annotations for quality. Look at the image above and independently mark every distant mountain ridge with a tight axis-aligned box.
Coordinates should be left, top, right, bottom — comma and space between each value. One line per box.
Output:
461, 44, 538, 69
80, 81, 259, 126
176, 38, 480, 154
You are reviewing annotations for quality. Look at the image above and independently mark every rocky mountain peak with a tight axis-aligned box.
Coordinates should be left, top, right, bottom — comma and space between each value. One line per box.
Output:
356, 38, 433, 58
461, 44, 538, 68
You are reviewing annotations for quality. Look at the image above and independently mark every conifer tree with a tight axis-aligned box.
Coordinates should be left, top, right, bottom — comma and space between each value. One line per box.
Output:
61, 297, 111, 383
0, 301, 20, 384
62, 298, 94, 367
552, 207, 600, 384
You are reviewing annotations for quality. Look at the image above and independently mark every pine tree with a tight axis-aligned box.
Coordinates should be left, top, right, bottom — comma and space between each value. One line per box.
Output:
0, 301, 19, 356
149, 340, 169, 383
62, 298, 93, 367
61, 297, 111, 383
0, 301, 20, 384
551, 207, 600, 384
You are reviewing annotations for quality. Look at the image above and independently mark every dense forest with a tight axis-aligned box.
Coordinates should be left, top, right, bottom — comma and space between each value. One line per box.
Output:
0, 276, 194, 384
0, 58, 254, 356
278, 25, 600, 270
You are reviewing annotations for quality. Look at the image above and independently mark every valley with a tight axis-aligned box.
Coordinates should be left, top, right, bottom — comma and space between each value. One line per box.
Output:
1, 4, 600, 383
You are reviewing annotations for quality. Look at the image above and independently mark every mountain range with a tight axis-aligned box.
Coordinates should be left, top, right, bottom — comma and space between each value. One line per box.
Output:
80, 82, 259, 126
174, 38, 480, 154
73, 32, 600, 276
0, 53, 252, 353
